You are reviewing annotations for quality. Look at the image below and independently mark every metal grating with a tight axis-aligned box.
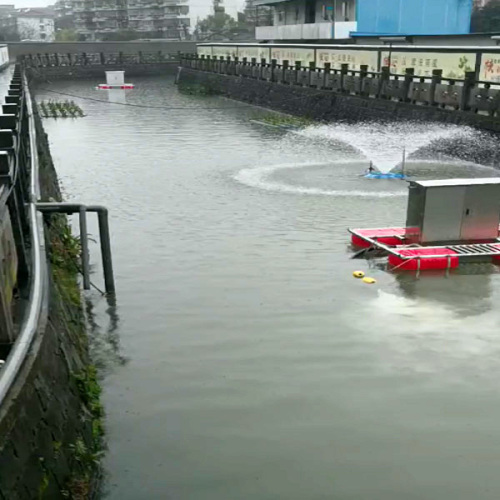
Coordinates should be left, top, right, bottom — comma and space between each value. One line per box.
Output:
447, 244, 500, 256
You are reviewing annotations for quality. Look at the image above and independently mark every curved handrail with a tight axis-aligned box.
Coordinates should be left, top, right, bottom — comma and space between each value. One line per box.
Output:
0, 73, 48, 404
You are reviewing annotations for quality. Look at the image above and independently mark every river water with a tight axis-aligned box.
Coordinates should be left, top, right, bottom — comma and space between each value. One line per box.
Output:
36, 75, 500, 500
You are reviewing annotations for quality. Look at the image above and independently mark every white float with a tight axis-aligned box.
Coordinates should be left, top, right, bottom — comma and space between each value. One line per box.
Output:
98, 71, 134, 89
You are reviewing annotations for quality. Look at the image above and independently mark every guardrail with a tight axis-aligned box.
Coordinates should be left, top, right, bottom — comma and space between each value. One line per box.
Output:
0, 65, 48, 403
19, 51, 181, 68
181, 54, 500, 118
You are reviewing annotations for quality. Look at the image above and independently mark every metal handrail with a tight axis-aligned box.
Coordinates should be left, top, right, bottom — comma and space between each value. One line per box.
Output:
0, 74, 48, 404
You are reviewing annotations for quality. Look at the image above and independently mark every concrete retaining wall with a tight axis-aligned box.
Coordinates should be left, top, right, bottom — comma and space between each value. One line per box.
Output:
0, 109, 100, 499
8, 41, 196, 60
177, 67, 500, 133
27, 62, 179, 81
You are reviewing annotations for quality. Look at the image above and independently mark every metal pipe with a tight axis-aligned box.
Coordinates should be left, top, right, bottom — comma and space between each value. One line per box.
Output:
97, 208, 115, 294
37, 203, 116, 294
79, 206, 90, 290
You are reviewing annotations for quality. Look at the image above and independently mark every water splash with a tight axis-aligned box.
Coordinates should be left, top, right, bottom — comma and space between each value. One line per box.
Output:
296, 122, 476, 173
234, 161, 405, 198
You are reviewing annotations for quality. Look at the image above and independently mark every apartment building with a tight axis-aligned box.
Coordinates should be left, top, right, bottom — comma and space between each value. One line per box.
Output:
72, 0, 189, 40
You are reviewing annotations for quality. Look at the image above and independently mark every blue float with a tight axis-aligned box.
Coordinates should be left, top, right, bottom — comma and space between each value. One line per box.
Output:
364, 173, 406, 180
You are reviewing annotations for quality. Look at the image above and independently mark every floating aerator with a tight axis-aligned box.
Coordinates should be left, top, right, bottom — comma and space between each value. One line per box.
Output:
98, 71, 134, 90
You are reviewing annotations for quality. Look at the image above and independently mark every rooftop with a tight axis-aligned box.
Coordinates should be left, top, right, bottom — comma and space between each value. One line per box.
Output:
17, 7, 55, 17
412, 178, 500, 188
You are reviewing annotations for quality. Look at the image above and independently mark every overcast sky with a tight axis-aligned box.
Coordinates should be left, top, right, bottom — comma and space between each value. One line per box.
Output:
12, 0, 246, 23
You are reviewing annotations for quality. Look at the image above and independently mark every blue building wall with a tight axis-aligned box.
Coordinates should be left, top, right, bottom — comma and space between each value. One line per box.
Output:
356, 0, 473, 36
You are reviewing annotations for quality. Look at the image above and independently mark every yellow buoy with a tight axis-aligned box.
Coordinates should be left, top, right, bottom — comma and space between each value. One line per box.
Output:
363, 277, 377, 285
353, 271, 365, 279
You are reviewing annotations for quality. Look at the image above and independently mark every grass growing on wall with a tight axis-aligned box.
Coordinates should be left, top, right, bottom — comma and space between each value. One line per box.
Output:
250, 113, 315, 130
36, 104, 105, 499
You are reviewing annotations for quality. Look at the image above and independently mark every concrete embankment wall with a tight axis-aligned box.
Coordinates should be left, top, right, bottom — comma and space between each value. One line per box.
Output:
8, 41, 196, 60
177, 67, 500, 133
28, 62, 179, 81
0, 108, 101, 499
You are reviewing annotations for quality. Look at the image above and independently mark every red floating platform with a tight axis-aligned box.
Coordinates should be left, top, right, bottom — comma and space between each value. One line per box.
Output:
349, 226, 500, 271
97, 84, 134, 89
350, 227, 407, 248
388, 247, 459, 271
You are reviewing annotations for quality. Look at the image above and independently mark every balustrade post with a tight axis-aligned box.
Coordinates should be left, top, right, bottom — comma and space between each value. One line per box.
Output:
138, 51, 143, 64
250, 57, 256, 78
158, 50, 163, 62
358, 64, 368, 95
340, 63, 349, 92
82, 52, 88, 65
403, 68, 414, 102
429, 69, 442, 106
118, 51, 123, 64
282, 60, 289, 84
378, 66, 390, 98
295, 61, 301, 85
260, 58, 266, 80
323, 62, 331, 89
271, 59, 277, 82
100, 52, 105, 65
309, 61, 316, 87
460, 71, 476, 111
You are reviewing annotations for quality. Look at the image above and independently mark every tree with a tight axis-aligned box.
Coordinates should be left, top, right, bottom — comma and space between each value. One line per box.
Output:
18, 23, 38, 41
195, 0, 238, 39
196, 12, 238, 36
471, 0, 500, 32
0, 27, 20, 42
55, 29, 79, 41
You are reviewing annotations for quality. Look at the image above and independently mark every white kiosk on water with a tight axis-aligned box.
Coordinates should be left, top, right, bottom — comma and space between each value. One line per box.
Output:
98, 71, 134, 89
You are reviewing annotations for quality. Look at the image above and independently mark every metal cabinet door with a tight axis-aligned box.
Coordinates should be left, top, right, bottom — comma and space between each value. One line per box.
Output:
422, 186, 465, 242
460, 185, 500, 241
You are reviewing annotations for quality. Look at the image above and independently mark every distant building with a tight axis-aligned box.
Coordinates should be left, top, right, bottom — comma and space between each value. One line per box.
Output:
255, 0, 474, 42
0, 4, 17, 41
54, 0, 75, 30
244, 0, 272, 28
72, 0, 189, 41
0, 6, 55, 41
16, 7, 55, 41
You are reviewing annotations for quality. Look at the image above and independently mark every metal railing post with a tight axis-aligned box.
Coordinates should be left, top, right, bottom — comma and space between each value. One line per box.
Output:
97, 208, 115, 294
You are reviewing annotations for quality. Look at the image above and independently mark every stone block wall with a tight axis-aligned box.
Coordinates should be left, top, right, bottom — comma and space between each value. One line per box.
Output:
177, 67, 500, 133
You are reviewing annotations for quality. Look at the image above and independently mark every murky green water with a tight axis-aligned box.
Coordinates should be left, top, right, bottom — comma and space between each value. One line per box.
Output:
37, 75, 500, 500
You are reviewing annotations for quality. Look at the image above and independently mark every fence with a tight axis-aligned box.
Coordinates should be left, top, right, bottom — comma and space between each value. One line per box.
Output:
181, 54, 500, 118
19, 51, 181, 68
0, 65, 48, 402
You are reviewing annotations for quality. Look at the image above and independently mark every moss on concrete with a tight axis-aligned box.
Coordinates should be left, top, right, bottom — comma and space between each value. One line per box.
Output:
35, 102, 105, 498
